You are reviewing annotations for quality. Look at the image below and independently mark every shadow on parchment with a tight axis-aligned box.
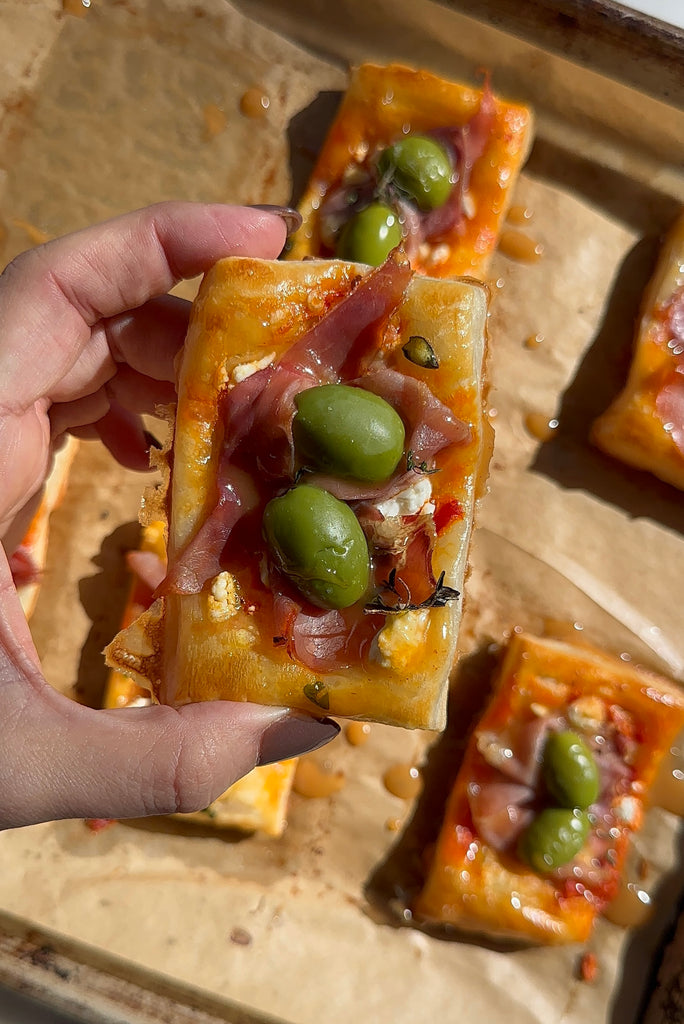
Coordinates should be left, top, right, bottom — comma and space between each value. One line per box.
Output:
285, 89, 343, 208
525, 137, 683, 238
74, 520, 141, 711
530, 233, 684, 538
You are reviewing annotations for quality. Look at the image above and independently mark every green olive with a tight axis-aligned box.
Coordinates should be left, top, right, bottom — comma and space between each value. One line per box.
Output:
262, 485, 370, 610
518, 808, 590, 873
377, 135, 453, 211
293, 384, 405, 483
542, 730, 600, 810
336, 202, 403, 266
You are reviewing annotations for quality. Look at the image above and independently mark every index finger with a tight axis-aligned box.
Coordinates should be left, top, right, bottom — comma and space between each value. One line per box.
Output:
0, 202, 290, 408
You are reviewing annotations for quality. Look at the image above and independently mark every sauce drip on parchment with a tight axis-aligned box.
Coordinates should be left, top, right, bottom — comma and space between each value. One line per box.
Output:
240, 87, 271, 119
383, 763, 422, 800
499, 229, 544, 263
345, 721, 372, 747
293, 758, 345, 799
524, 412, 559, 442
506, 204, 534, 226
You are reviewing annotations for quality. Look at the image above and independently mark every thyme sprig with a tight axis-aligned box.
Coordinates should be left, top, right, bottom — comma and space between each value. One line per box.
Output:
364, 569, 460, 615
406, 449, 439, 475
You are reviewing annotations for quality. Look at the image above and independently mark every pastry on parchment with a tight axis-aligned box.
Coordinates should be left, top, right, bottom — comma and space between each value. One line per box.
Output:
288, 62, 534, 280
592, 211, 684, 490
414, 632, 684, 943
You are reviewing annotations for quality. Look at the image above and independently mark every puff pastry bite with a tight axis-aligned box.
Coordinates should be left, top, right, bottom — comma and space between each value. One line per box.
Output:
8, 436, 79, 618
105, 253, 489, 730
104, 521, 296, 837
591, 211, 684, 490
287, 62, 534, 280
414, 632, 684, 944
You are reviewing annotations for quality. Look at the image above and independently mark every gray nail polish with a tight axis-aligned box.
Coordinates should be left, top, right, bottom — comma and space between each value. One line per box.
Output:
257, 713, 339, 766
251, 204, 303, 237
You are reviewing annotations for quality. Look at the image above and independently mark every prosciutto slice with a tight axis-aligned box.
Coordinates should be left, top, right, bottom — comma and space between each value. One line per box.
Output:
359, 365, 471, 461
421, 76, 496, 243
8, 547, 39, 589
162, 253, 412, 596
467, 773, 535, 851
126, 549, 166, 592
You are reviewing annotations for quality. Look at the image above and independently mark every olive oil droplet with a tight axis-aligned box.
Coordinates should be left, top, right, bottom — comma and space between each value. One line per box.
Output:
293, 758, 345, 799
524, 412, 559, 442
506, 204, 534, 226
383, 763, 422, 800
240, 87, 270, 119
345, 721, 372, 747
499, 229, 544, 263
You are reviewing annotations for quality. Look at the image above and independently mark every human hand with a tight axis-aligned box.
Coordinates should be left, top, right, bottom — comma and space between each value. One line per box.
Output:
0, 202, 339, 830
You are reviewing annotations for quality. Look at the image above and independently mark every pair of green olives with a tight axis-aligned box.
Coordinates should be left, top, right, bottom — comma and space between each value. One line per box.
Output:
336, 134, 453, 267
519, 731, 600, 873
263, 385, 406, 609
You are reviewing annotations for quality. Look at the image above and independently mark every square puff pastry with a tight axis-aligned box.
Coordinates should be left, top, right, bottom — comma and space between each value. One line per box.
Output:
287, 62, 534, 280
104, 521, 296, 837
591, 210, 684, 490
105, 256, 489, 731
414, 632, 684, 944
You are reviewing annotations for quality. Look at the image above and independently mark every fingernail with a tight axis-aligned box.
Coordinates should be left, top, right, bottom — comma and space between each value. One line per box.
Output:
251, 204, 302, 237
143, 430, 162, 451
257, 713, 340, 766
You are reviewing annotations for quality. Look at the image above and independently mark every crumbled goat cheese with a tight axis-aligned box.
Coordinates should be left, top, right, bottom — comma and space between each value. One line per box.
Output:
375, 476, 434, 520
208, 571, 241, 622
370, 609, 431, 671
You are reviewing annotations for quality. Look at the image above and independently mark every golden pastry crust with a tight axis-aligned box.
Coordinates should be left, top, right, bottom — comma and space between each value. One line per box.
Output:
591, 211, 684, 490
288, 62, 534, 280
414, 632, 684, 944
105, 256, 489, 730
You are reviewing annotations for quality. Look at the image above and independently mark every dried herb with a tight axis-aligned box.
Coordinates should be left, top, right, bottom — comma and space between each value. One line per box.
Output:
273, 635, 287, 647
406, 449, 439, 475
364, 569, 460, 615
304, 680, 330, 710
402, 335, 439, 369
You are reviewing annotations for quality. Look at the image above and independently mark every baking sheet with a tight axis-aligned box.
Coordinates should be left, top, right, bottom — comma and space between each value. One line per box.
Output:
1, 1, 683, 1022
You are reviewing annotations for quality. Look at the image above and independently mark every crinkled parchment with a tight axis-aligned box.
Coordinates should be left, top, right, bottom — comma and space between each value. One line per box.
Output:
1, 2, 683, 1023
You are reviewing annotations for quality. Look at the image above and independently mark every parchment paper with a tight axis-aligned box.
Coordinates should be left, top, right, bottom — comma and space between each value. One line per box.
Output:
1, 2, 683, 1023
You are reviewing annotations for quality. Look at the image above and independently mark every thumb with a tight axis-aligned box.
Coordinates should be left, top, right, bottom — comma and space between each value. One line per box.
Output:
0, 552, 338, 829
1, 696, 338, 829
